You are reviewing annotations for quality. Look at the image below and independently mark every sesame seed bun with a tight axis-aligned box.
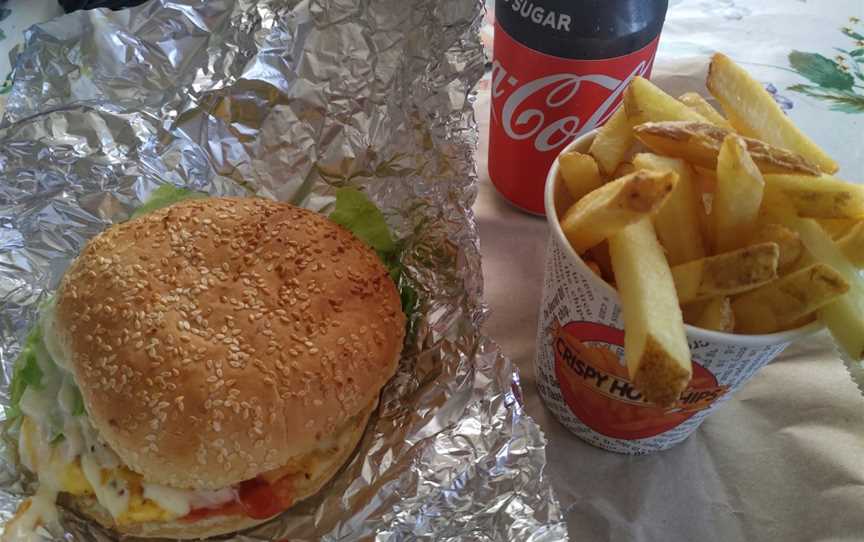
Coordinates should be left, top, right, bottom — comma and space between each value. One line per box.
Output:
53, 197, 405, 491
63, 397, 377, 539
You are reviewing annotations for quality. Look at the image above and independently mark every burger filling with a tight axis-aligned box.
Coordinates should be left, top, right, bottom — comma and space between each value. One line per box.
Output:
6, 302, 355, 533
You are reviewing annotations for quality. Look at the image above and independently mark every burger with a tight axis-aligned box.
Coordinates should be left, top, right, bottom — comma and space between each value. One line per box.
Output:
3, 194, 406, 539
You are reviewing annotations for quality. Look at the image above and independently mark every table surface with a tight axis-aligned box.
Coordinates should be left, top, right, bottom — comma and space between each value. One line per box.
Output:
1, 1, 863, 541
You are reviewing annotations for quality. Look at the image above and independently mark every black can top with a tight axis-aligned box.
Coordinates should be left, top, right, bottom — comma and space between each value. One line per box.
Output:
495, 0, 669, 60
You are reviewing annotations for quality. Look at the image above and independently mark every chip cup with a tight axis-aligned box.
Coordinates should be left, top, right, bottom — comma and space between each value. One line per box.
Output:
535, 130, 822, 455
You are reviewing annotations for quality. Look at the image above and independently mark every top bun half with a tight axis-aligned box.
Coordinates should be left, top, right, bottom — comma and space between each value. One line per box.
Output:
53, 197, 405, 490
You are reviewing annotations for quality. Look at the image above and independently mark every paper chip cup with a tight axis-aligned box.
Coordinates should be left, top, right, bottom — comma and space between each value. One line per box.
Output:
535, 131, 821, 455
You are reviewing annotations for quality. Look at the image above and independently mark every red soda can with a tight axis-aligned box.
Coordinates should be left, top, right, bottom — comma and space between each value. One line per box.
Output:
488, 0, 669, 215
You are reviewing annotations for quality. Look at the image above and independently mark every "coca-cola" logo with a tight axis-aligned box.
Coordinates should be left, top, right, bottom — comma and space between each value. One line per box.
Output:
491, 60, 648, 152
487, 22, 661, 214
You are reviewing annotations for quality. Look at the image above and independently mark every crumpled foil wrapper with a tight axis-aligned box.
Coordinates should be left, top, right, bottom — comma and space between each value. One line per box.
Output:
0, 0, 566, 540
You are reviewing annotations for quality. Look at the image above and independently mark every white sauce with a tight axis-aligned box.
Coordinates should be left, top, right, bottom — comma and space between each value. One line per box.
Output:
80, 454, 130, 519
39, 301, 70, 373
17, 427, 34, 474
2, 487, 59, 542
59, 417, 83, 465
18, 390, 54, 432
56, 378, 76, 417
142, 484, 192, 517
188, 487, 236, 510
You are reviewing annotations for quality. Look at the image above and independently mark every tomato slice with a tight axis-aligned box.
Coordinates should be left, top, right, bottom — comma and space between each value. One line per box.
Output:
269, 475, 295, 509
183, 475, 295, 522
237, 476, 295, 520
182, 501, 243, 522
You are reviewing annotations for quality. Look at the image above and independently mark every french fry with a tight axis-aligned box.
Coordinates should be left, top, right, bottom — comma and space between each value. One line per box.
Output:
589, 107, 633, 175
818, 218, 858, 239
588, 241, 614, 284
713, 134, 765, 253
697, 297, 735, 332
800, 225, 864, 360
764, 174, 864, 219
759, 194, 813, 271
732, 263, 849, 334
553, 171, 576, 220
560, 170, 678, 253
609, 218, 692, 406
681, 300, 707, 326
707, 53, 838, 174
696, 191, 713, 250
836, 222, 864, 267
678, 92, 732, 129
623, 76, 708, 125
612, 161, 636, 178
633, 153, 706, 265
787, 313, 818, 329
693, 166, 717, 193
683, 297, 735, 332
764, 201, 864, 358
633, 121, 822, 175
558, 151, 604, 201
692, 167, 715, 248
671, 242, 779, 304
585, 259, 603, 278
750, 223, 803, 271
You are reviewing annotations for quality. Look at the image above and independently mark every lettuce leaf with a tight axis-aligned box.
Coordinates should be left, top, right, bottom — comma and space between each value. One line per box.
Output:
130, 184, 208, 219
71, 386, 86, 416
6, 328, 44, 420
5, 322, 87, 427
329, 188, 397, 256
329, 188, 419, 330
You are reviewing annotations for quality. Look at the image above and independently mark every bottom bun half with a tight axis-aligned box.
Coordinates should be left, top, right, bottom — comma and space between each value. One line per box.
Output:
65, 398, 377, 539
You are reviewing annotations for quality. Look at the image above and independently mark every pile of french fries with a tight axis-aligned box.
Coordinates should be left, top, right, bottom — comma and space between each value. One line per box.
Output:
555, 53, 863, 407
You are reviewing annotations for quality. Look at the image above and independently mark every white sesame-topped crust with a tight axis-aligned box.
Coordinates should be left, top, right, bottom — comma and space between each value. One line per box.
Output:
54, 197, 404, 490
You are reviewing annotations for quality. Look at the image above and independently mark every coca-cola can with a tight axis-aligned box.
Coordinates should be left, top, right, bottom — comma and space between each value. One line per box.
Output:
488, 0, 669, 215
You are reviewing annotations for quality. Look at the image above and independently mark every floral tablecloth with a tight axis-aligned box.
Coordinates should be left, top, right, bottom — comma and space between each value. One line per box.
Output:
476, 0, 863, 540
